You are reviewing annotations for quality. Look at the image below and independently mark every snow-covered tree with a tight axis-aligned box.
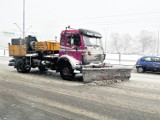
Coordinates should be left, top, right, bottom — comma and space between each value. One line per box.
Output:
137, 30, 154, 53
110, 33, 121, 53
121, 34, 132, 53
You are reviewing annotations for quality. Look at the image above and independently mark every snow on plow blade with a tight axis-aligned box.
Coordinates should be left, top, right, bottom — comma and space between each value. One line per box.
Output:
82, 67, 132, 83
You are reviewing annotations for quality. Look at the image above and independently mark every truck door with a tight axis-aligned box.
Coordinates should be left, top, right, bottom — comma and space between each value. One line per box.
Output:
66, 34, 83, 61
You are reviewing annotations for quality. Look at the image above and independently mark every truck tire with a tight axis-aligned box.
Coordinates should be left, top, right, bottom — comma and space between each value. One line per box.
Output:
16, 59, 31, 73
60, 63, 75, 80
17, 64, 31, 73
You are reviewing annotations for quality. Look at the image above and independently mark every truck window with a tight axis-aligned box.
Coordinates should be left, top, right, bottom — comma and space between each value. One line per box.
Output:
67, 34, 81, 47
83, 35, 102, 47
67, 35, 72, 45
73, 35, 81, 46
61, 35, 65, 45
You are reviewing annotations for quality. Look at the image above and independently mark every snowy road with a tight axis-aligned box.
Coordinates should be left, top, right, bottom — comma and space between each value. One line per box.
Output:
0, 57, 160, 120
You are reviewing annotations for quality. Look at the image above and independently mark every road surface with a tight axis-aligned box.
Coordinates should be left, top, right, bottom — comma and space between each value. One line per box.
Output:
0, 57, 160, 120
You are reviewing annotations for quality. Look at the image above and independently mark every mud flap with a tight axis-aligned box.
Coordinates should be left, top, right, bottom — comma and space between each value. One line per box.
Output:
82, 67, 132, 83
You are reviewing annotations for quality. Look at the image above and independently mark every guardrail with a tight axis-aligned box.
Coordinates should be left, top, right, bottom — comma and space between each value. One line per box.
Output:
105, 53, 142, 66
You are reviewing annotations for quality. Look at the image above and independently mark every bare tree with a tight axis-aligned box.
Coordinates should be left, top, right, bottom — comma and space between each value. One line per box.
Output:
109, 30, 156, 54
137, 30, 154, 53
110, 33, 121, 53
121, 34, 132, 53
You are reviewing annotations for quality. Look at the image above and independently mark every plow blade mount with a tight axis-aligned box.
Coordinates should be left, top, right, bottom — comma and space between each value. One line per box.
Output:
82, 67, 132, 83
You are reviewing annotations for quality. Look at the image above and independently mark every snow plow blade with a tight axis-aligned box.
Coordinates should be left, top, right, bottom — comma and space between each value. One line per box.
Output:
82, 67, 132, 83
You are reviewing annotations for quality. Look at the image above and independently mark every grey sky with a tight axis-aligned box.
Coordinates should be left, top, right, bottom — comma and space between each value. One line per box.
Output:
1, 0, 160, 47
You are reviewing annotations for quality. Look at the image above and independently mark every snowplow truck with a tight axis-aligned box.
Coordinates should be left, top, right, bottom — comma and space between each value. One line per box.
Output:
8, 28, 132, 83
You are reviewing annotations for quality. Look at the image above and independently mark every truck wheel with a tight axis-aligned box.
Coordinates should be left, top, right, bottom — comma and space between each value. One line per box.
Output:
17, 64, 31, 73
60, 63, 75, 80
137, 67, 144, 73
16, 59, 31, 73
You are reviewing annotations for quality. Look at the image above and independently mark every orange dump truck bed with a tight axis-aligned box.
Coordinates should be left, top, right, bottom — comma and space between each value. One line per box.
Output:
35, 41, 60, 51
8, 45, 26, 56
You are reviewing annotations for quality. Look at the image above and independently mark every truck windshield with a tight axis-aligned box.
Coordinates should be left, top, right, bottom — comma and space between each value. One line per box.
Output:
83, 35, 102, 47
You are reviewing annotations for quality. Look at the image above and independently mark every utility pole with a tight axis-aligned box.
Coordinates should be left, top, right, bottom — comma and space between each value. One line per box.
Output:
23, 0, 25, 39
14, 0, 26, 45
103, 28, 107, 53
157, 29, 159, 56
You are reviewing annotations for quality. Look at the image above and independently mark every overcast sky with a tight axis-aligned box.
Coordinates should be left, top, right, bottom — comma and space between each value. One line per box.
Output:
1, 0, 160, 47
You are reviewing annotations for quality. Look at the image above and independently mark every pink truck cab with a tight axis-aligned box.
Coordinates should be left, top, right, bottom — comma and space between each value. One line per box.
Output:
57, 28, 106, 79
